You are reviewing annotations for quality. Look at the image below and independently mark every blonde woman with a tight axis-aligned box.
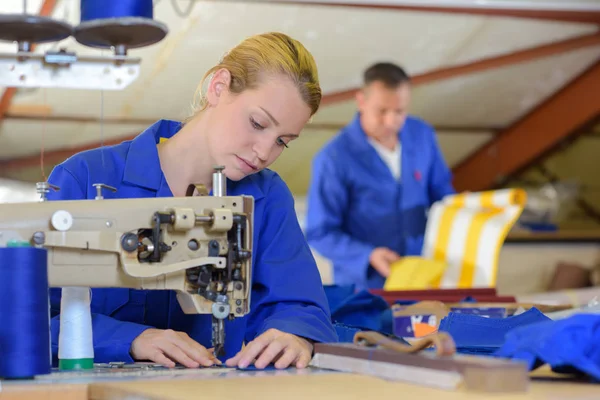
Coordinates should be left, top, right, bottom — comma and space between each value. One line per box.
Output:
48, 32, 337, 370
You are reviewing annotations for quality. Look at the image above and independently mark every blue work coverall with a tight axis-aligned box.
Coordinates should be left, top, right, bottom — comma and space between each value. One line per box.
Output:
305, 113, 455, 291
47, 119, 337, 365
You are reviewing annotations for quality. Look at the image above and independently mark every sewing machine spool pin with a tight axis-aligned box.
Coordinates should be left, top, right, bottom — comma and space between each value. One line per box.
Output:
93, 183, 117, 200
36, 182, 60, 202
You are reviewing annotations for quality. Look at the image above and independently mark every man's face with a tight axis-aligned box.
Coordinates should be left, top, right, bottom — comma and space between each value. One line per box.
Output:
356, 81, 411, 142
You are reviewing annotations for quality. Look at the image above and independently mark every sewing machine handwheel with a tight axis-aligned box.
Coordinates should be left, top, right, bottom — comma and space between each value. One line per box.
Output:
0, 14, 72, 44
73, 17, 168, 50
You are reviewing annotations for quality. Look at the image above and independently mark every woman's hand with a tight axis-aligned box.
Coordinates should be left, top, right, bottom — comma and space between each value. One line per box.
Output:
225, 328, 313, 369
130, 328, 219, 368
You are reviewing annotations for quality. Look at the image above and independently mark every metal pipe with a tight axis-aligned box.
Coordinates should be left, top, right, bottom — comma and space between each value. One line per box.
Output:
212, 166, 226, 197
195, 215, 214, 224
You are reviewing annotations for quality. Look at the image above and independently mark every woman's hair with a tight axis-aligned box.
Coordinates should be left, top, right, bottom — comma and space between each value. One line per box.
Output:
189, 32, 321, 119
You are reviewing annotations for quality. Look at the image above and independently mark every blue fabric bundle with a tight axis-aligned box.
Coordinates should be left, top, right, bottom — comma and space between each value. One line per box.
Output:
494, 314, 600, 380
438, 307, 550, 355
323, 285, 393, 342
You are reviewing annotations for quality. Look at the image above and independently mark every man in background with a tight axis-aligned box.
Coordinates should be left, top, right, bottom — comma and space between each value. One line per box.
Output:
305, 62, 455, 290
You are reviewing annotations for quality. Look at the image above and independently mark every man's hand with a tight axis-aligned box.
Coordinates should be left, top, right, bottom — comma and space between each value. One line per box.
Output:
369, 247, 401, 278
130, 328, 218, 368
225, 329, 313, 370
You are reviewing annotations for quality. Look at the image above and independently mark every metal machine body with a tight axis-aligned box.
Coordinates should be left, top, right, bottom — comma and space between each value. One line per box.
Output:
0, 169, 253, 357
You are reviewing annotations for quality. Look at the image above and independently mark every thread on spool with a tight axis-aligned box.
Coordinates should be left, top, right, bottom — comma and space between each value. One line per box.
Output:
0, 246, 52, 379
58, 287, 94, 370
80, 0, 154, 21
73, 0, 168, 51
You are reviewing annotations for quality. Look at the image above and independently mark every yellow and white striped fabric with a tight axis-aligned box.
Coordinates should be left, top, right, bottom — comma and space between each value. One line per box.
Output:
422, 189, 527, 289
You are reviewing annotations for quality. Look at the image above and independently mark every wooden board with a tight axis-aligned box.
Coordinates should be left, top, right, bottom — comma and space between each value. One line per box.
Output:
311, 342, 529, 392
0, 366, 234, 400
0, 382, 88, 400
3, 366, 599, 400
86, 371, 600, 400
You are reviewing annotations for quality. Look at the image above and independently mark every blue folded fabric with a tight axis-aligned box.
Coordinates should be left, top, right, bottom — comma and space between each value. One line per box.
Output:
323, 285, 357, 310
494, 314, 600, 380
438, 307, 550, 352
454, 347, 501, 355
391, 300, 419, 306
323, 285, 393, 338
333, 322, 363, 343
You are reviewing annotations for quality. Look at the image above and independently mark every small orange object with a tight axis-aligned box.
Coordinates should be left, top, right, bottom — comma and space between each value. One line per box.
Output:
412, 322, 438, 337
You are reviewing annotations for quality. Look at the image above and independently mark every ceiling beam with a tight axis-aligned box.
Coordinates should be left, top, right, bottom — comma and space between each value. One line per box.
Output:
0, 135, 137, 174
1, 112, 500, 133
0, 0, 58, 120
233, 1, 600, 24
0, 122, 498, 174
321, 31, 600, 105
451, 59, 600, 192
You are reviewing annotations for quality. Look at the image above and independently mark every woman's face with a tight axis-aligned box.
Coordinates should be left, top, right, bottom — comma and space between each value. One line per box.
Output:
204, 69, 312, 181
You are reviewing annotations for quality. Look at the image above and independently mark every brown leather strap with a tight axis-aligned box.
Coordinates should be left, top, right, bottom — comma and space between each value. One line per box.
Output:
353, 331, 456, 357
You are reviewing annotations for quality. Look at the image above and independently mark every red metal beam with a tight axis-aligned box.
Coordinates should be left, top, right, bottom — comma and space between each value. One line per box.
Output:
452, 59, 600, 192
322, 31, 600, 105
0, 0, 58, 120
39, 0, 58, 16
0, 121, 500, 174
244, 1, 600, 24
1, 113, 500, 133
0, 134, 137, 174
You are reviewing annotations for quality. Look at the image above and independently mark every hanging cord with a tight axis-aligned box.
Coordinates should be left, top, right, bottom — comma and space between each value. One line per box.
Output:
99, 49, 105, 167
100, 86, 105, 167
40, 89, 47, 181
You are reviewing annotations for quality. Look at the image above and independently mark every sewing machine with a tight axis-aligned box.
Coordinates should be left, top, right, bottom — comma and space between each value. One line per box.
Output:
0, 168, 254, 357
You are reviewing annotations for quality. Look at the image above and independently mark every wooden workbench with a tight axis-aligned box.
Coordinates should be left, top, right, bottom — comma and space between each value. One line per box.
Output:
2, 366, 598, 400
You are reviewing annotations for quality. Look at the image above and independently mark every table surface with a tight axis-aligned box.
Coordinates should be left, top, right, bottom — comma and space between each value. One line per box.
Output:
2, 364, 599, 400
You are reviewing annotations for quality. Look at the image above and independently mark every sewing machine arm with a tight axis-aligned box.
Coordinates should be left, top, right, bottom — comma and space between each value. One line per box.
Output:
0, 193, 254, 356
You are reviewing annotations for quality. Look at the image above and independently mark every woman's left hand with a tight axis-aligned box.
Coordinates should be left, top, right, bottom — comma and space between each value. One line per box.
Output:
225, 328, 313, 369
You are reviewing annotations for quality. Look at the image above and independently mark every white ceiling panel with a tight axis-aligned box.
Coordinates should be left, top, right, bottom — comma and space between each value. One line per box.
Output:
409, 45, 600, 127
445, 18, 598, 66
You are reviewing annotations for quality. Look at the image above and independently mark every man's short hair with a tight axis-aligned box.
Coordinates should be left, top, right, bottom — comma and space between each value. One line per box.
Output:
363, 62, 410, 88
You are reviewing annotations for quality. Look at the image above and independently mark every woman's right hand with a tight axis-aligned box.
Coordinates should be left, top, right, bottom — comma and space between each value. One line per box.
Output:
130, 328, 219, 368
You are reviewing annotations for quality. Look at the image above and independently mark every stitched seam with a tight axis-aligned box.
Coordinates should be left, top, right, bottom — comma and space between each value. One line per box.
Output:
61, 166, 87, 197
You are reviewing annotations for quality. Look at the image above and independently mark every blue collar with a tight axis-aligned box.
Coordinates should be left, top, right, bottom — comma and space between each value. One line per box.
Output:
123, 119, 181, 191
123, 119, 265, 200
345, 113, 372, 153
346, 112, 414, 156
